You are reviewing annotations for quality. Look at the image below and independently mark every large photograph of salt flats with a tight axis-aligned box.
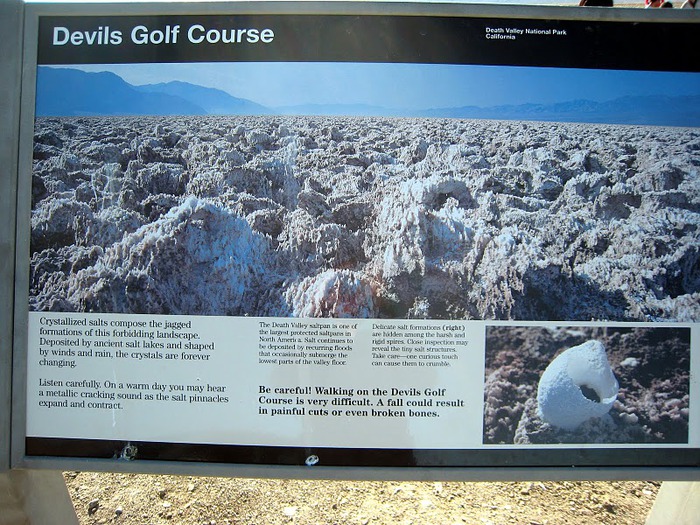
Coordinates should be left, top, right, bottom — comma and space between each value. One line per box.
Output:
29, 63, 700, 321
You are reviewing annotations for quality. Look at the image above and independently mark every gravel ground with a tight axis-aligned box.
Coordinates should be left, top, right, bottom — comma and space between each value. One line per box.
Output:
65, 472, 660, 525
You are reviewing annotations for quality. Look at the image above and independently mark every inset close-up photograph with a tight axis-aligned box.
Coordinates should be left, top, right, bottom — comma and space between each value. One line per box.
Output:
483, 325, 691, 444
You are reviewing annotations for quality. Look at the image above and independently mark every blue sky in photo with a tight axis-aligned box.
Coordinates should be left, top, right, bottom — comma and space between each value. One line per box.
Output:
53, 62, 700, 111
31, 0, 644, 4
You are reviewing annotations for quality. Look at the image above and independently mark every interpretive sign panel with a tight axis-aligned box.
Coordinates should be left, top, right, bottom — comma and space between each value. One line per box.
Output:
15, 1, 700, 476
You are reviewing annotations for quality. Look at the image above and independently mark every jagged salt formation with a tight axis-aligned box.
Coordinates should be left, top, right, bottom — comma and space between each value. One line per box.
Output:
30, 116, 700, 321
48, 197, 273, 315
285, 269, 376, 318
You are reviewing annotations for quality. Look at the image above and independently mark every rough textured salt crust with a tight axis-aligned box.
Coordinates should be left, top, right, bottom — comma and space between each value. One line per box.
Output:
30, 116, 700, 321
57, 196, 273, 315
284, 269, 376, 318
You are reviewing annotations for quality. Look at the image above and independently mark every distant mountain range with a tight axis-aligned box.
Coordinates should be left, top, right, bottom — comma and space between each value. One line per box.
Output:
36, 67, 700, 127
35, 68, 267, 117
420, 96, 700, 127
134, 81, 270, 115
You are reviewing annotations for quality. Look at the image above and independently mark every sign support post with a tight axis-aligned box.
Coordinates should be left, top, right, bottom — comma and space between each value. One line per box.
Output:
0, 471, 78, 525
645, 482, 700, 525
1, 0, 21, 475
1, 1, 78, 522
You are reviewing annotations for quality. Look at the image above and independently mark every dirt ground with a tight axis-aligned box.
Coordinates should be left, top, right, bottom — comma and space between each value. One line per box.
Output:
64, 472, 660, 525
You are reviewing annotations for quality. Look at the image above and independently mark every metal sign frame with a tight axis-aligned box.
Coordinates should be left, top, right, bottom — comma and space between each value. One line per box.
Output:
1, 0, 24, 474
10, 0, 700, 480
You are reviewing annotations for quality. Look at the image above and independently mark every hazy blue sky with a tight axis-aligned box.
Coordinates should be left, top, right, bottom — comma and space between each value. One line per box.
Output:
57, 62, 700, 111
32, 0, 642, 4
